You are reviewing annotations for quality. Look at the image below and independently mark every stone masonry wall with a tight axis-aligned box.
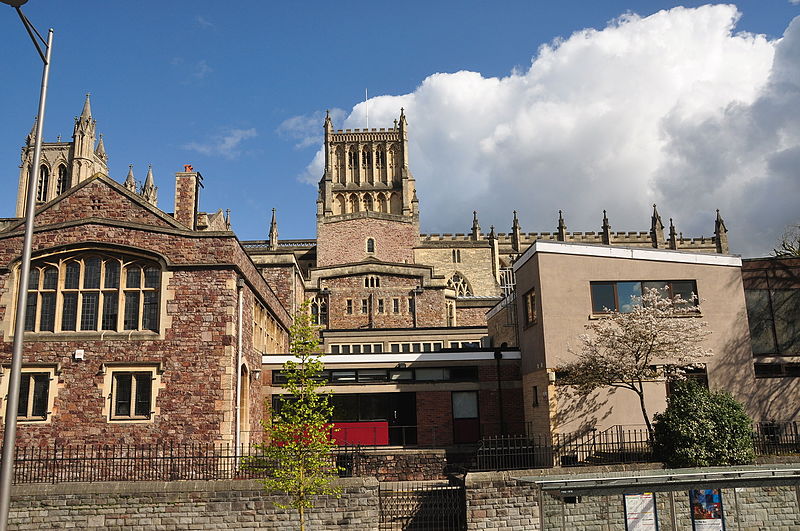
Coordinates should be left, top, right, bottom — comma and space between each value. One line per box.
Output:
317, 217, 417, 267
466, 465, 800, 531
8, 478, 379, 530
414, 246, 500, 297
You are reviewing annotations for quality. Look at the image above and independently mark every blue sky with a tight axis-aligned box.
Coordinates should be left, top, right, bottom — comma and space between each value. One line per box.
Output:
1, 1, 798, 256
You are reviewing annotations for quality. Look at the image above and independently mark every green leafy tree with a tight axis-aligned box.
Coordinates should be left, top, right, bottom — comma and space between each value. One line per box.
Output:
249, 301, 338, 530
653, 380, 755, 468
557, 288, 712, 439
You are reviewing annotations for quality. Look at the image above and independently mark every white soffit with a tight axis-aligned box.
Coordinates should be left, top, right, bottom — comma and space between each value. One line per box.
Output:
263, 350, 521, 366
513, 241, 742, 272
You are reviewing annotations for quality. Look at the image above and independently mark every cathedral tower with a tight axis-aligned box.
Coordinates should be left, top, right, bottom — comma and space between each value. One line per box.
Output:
16, 94, 109, 217
315, 110, 419, 266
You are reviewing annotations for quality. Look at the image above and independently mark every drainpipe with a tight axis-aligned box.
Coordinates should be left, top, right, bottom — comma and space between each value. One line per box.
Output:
235, 278, 244, 459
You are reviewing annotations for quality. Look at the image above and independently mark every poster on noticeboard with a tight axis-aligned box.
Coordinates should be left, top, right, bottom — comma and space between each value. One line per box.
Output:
624, 492, 659, 530
690, 489, 726, 530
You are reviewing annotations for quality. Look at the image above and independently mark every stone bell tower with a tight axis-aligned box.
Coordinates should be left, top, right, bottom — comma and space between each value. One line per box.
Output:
315, 110, 420, 267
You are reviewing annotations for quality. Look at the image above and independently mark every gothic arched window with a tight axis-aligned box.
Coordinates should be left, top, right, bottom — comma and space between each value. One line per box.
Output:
362, 147, 372, 168
375, 147, 385, 169
349, 194, 359, 213
448, 273, 473, 297
363, 194, 373, 211
56, 164, 70, 195
364, 275, 380, 288
23, 252, 161, 333
377, 193, 387, 213
366, 238, 375, 253
310, 296, 328, 326
36, 165, 49, 203
348, 148, 358, 168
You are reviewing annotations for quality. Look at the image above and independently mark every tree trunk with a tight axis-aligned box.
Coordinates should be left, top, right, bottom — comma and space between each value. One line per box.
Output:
299, 505, 305, 531
636, 387, 654, 441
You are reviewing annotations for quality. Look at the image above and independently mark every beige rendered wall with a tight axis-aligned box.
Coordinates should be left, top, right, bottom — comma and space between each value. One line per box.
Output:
517, 250, 755, 432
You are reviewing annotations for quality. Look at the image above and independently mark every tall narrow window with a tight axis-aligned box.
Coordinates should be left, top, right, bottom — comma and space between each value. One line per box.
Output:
452, 249, 461, 263
36, 165, 49, 202
366, 238, 375, 253
56, 164, 70, 195
17, 372, 50, 420
346, 299, 353, 315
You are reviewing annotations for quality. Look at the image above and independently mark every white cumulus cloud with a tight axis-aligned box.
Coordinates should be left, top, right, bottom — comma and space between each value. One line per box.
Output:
299, 5, 798, 256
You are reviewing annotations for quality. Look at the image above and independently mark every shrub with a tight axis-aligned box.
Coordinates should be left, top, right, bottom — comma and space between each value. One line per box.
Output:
653, 380, 754, 468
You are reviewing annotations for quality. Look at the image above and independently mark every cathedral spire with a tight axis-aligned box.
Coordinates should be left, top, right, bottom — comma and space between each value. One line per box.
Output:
26, 117, 38, 145
471, 210, 482, 240
269, 208, 279, 251
557, 210, 567, 241
141, 165, 158, 206
95, 134, 107, 163
714, 209, 729, 253
511, 210, 521, 252
601, 210, 612, 245
80, 93, 92, 120
650, 203, 664, 248
124, 164, 136, 192
488, 225, 496, 239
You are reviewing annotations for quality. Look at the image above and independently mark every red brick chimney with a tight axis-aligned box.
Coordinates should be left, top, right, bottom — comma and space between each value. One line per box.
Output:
174, 165, 203, 230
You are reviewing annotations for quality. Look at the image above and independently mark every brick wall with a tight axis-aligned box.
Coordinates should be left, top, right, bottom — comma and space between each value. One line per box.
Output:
8, 478, 379, 530
416, 391, 453, 446
317, 217, 417, 267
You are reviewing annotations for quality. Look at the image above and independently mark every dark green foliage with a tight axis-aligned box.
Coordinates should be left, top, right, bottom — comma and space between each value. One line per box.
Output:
653, 380, 755, 468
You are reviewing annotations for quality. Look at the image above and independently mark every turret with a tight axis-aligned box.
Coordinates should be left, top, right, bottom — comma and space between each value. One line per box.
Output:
601, 210, 612, 245
714, 209, 729, 253
124, 165, 136, 192
141, 165, 158, 206
511, 211, 521, 252
471, 211, 481, 240
556, 210, 567, 242
269, 208, 279, 251
95, 134, 107, 164
650, 204, 664, 248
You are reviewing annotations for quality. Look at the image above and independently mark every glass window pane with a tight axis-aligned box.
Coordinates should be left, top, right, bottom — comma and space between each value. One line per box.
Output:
357, 369, 388, 382
416, 368, 448, 381
39, 293, 55, 332
17, 374, 30, 417
617, 282, 642, 313
390, 344, 400, 353
104, 261, 120, 289
340, 345, 351, 354
374, 344, 383, 353
362, 344, 372, 354
330, 345, 340, 354
331, 395, 359, 421
359, 394, 389, 421
134, 373, 152, 417
102, 292, 119, 330
745, 290, 777, 355
83, 257, 101, 289
331, 371, 356, 383
591, 283, 616, 313
142, 292, 159, 331
113, 373, 132, 417
124, 292, 140, 330
772, 289, 800, 354
452, 391, 478, 419
144, 267, 160, 289
642, 281, 668, 297
42, 267, 58, 290
80, 292, 99, 330
670, 280, 697, 305
389, 370, 413, 381
24, 293, 37, 331
64, 262, 80, 289
27, 269, 39, 290
61, 293, 78, 331
32, 374, 49, 417
126, 266, 141, 288
352, 345, 361, 354
401, 344, 410, 353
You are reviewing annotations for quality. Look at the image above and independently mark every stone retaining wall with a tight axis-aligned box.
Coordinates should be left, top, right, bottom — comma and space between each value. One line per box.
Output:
9, 478, 378, 530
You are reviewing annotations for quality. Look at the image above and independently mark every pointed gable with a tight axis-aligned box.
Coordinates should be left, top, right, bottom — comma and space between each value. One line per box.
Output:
8, 175, 184, 231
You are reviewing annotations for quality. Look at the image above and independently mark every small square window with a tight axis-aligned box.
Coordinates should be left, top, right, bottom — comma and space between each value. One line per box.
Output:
111, 371, 154, 420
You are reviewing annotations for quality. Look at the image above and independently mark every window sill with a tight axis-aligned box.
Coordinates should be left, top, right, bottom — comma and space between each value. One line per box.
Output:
22, 331, 161, 342
588, 312, 703, 320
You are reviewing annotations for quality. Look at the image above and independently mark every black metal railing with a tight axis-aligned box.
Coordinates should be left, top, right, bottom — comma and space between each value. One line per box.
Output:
378, 479, 466, 531
753, 421, 800, 455
9, 443, 362, 485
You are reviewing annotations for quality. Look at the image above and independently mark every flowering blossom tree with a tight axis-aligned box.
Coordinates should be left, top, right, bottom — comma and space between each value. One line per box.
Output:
558, 288, 712, 439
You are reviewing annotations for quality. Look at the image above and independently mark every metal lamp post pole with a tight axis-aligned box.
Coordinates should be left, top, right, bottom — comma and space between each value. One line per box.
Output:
0, 4, 52, 528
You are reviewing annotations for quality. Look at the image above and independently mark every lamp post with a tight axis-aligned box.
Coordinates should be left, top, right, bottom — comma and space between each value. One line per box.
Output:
0, 2, 52, 529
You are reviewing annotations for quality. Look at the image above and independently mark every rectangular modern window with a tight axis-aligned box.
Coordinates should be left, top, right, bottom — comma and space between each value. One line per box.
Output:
112, 371, 153, 420
590, 280, 698, 313
452, 391, 478, 419
523, 288, 536, 325
17, 373, 50, 420
745, 289, 800, 356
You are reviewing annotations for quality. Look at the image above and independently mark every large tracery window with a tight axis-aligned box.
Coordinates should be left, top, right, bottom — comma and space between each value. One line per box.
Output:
448, 273, 473, 297
56, 164, 70, 195
23, 253, 161, 334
